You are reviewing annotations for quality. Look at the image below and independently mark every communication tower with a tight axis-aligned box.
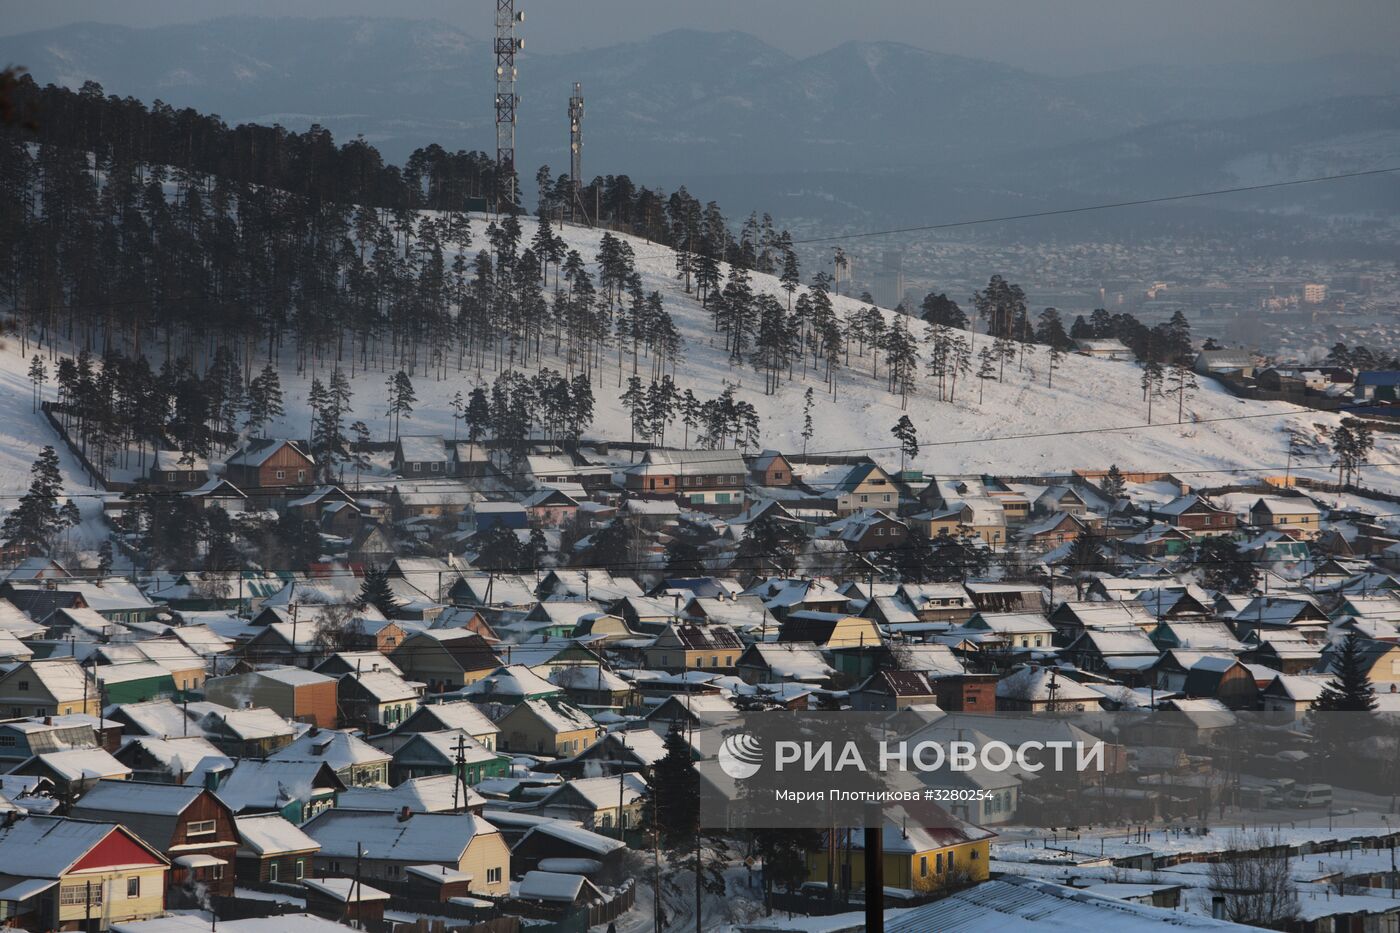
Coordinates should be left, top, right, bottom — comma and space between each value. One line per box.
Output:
495, 0, 524, 207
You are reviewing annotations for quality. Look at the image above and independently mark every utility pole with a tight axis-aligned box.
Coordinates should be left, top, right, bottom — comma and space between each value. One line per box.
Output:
568, 82, 591, 225
616, 730, 628, 840
863, 803, 884, 933
494, 0, 524, 209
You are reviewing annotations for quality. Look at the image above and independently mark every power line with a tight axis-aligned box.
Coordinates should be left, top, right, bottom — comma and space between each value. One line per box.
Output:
789, 167, 1400, 245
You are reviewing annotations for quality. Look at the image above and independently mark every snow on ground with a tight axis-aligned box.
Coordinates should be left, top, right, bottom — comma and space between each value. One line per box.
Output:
0, 339, 107, 548
6, 213, 1400, 525
246, 214, 1387, 492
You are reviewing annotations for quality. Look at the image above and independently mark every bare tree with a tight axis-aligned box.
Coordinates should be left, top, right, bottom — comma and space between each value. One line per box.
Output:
1207, 831, 1299, 929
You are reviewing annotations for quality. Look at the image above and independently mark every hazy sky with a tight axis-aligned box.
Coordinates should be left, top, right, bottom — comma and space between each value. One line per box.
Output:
6, 0, 1400, 73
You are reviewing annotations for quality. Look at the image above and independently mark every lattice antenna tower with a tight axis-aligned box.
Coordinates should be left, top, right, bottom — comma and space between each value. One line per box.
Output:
568, 81, 591, 225
494, 0, 524, 208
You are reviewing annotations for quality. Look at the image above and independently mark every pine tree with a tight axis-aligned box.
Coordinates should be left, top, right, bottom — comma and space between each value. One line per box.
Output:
2, 446, 65, 552
465, 387, 490, 443
1141, 359, 1164, 422
386, 370, 416, 441
801, 387, 814, 456
891, 415, 918, 472
1101, 464, 1126, 500
650, 722, 700, 850
976, 347, 997, 404
28, 354, 46, 413
1168, 361, 1198, 424
358, 565, 401, 617
1312, 632, 1377, 712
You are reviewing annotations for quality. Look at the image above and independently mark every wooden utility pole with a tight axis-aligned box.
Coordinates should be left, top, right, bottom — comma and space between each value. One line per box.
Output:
864, 803, 884, 933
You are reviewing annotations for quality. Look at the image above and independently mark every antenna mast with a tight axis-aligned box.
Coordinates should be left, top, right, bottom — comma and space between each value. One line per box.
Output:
494, 0, 523, 209
569, 81, 591, 225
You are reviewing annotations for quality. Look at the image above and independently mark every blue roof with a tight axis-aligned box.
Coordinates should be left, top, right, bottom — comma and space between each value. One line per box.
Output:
1356, 371, 1400, 387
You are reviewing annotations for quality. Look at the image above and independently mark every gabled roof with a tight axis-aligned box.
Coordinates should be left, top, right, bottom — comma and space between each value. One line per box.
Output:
226, 437, 312, 468
396, 435, 449, 463
269, 729, 392, 771
302, 809, 499, 862
235, 812, 321, 856
0, 815, 167, 878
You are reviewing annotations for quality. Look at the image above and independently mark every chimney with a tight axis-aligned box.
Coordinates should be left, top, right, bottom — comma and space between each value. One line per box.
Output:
397, 806, 412, 822
43, 717, 52, 726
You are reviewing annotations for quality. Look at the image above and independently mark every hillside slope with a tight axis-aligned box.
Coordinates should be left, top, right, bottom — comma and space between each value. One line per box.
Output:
238, 216, 1389, 491
1, 213, 1394, 542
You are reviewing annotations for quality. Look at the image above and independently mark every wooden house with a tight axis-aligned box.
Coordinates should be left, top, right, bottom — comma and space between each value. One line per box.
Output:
203, 667, 338, 728
748, 450, 796, 487
0, 815, 169, 931
234, 812, 321, 885
224, 438, 315, 490
642, 623, 745, 671
391, 631, 500, 693
494, 699, 600, 758
71, 780, 239, 896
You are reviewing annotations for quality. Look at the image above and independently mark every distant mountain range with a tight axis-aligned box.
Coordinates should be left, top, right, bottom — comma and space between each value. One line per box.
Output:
6, 16, 1399, 224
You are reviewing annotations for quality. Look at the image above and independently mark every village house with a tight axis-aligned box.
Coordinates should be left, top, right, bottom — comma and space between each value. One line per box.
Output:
1193, 348, 1255, 378
747, 450, 796, 487
494, 698, 600, 757
113, 736, 232, 785
0, 815, 170, 931
1073, 338, 1133, 360
391, 631, 500, 693
394, 701, 502, 750
336, 667, 422, 729
1018, 511, 1091, 551
1149, 494, 1238, 536
1249, 496, 1323, 539
393, 435, 450, 475
995, 666, 1103, 712
197, 759, 344, 824
528, 772, 647, 832
510, 821, 628, 881
71, 780, 239, 897
625, 448, 749, 515
642, 622, 745, 671
10, 748, 132, 801
302, 809, 511, 896
735, 643, 834, 686
547, 664, 634, 710
776, 611, 883, 650
828, 461, 899, 515
223, 438, 315, 489
381, 728, 509, 786
203, 667, 338, 728
268, 727, 393, 787
233, 811, 321, 885
0, 658, 101, 718
147, 449, 210, 488
519, 488, 580, 527
805, 813, 994, 893
849, 671, 941, 711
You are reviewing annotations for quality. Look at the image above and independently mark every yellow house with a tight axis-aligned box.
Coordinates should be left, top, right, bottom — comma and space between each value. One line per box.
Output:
495, 698, 601, 757
0, 658, 101, 719
306, 809, 511, 897
0, 815, 169, 931
643, 623, 745, 671
777, 612, 883, 650
834, 463, 899, 515
806, 817, 994, 893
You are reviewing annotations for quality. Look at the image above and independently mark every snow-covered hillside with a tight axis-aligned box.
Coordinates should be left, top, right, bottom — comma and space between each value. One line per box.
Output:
249, 215, 1388, 491
3, 212, 1396, 518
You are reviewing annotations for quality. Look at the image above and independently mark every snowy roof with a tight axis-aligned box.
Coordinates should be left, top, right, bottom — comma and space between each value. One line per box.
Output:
516, 870, 594, 903
396, 435, 449, 463
270, 729, 393, 771
73, 778, 205, 816
303, 877, 390, 903
996, 667, 1104, 704
464, 664, 560, 700
226, 438, 311, 468
95, 661, 173, 686
885, 876, 1252, 931
302, 809, 498, 862
119, 736, 232, 776
548, 664, 630, 693
538, 773, 646, 811
194, 759, 342, 811
509, 698, 597, 734
516, 820, 627, 857
21, 748, 131, 782
0, 815, 162, 878
402, 701, 500, 736
235, 812, 321, 856
337, 774, 486, 814
739, 643, 834, 682
8, 658, 96, 702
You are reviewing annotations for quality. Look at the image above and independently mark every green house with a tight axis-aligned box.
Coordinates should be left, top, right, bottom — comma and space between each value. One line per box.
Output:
96, 661, 177, 704
387, 728, 511, 786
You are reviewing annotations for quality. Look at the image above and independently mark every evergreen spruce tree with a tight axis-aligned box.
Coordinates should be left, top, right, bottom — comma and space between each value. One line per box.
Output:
1101, 464, 1127, 499
2, 446, 65, 552
891, 415, 919, 472
1313, 632, 1378, 712
358, 565, 401, 617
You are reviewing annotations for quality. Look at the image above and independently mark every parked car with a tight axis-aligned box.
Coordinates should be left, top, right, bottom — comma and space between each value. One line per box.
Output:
1288, 784, 1332, 808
